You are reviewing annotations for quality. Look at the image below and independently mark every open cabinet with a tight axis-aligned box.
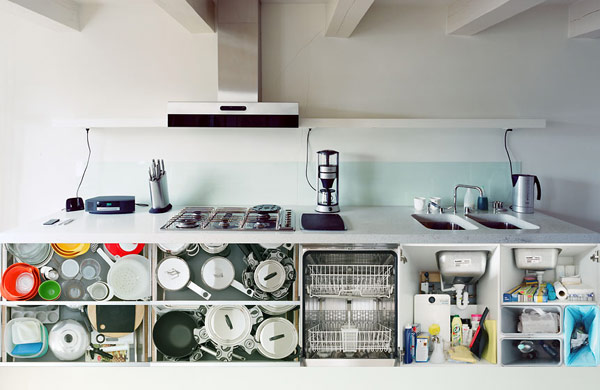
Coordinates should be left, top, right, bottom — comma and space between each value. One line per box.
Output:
301, 245, 399, 366
399, 244, 500, 365
499, 244, 600, 367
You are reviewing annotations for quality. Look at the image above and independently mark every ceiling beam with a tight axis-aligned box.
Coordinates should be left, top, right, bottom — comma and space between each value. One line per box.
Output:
447, 0, 547, 35
325, 0, 375, 38
5, 0, 80, 32
569, 0, 600, 38
153, 0, 215, 33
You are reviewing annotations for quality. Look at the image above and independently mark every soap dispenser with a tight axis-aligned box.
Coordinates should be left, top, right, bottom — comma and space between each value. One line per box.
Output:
429, 324, 445, 364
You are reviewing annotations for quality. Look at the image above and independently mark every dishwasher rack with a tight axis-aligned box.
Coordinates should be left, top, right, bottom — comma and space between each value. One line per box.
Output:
306, 264, 394, 298
305, 310, 394, 355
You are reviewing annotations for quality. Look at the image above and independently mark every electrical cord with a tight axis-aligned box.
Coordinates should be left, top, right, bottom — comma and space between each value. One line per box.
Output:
504, 128, 513, 177
305, 128, 316, 191
76, 128, 91, 198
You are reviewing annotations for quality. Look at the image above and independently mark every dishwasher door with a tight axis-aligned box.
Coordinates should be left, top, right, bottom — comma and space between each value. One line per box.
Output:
301, 245, 399, 366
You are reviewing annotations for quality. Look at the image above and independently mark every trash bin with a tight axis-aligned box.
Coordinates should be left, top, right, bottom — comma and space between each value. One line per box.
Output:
563, 305, 600, 367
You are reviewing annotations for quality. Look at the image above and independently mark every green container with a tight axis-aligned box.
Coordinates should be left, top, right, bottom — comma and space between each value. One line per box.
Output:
38, 280, 61, 301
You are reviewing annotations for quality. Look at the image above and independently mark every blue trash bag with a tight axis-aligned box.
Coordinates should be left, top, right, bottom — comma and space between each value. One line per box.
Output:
563, 305, 600, 367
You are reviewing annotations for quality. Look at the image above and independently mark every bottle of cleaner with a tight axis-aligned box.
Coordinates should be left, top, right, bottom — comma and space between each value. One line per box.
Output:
451, 315, 462, 346
403, 324, 413, 364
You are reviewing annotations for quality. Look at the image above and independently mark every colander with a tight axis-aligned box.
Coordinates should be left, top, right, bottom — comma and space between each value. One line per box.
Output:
97, 248, 150, 301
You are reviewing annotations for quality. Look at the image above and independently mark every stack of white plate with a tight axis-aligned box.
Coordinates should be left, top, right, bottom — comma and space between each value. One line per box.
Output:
7, 244, 53, 268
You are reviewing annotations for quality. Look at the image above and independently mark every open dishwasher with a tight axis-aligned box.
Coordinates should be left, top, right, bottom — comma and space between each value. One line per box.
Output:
301, 245, 398, 366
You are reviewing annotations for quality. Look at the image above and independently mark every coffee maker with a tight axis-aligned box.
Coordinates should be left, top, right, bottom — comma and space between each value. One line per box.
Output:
315, 150, 340, 213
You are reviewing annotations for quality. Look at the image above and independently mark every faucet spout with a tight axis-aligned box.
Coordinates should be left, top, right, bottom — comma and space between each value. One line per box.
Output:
453, 184, 484, 214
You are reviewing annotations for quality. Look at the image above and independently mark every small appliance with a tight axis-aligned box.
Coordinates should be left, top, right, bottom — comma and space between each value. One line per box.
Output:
85, 196, 135, 214
315, 150, 340, 213
512, 174, 541, 214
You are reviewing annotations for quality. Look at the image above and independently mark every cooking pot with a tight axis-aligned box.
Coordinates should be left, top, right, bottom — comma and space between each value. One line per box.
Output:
195, 305, 263, 361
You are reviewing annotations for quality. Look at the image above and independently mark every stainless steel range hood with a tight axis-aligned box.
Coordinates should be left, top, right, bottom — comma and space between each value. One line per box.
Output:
168, 0, 299, 128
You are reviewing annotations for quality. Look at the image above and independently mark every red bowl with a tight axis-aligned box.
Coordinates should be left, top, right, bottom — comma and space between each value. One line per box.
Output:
1, 263, 40, 301
105, 243, 145, 258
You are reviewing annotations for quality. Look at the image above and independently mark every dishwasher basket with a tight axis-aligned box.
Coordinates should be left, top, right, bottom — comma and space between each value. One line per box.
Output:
306, 310, 394, 354
307, 264, 394, 298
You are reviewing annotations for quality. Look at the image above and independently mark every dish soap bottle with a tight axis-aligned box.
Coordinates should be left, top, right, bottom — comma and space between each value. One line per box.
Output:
464, 188, 477, 211
451, 315, 462, 346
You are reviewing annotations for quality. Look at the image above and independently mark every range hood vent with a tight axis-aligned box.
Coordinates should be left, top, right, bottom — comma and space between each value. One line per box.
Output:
168, 0, 299, 128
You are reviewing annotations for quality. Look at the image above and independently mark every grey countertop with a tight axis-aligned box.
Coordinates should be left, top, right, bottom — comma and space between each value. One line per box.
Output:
1, 206, 598, 244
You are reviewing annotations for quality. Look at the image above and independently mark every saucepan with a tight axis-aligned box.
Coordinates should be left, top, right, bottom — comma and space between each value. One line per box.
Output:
156, 256, 212, 300
157, 243, 200, 257
201, 257, 255, 298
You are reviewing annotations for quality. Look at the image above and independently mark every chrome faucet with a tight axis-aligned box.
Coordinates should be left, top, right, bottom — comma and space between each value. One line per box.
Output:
453, 184, 484, 214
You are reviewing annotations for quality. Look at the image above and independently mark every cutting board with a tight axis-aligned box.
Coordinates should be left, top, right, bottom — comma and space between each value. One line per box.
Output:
87, 305, 144, 337
482, 319, 497, 364
414, 294, 451, 343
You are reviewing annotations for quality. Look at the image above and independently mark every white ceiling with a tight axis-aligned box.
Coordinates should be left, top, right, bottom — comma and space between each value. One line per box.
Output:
74, 0, 578, 4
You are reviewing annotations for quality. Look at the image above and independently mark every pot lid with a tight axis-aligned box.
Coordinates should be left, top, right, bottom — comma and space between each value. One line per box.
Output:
204, 306, 252, 346
157, 243, 189, 254
254, 260, 286, 293
255, 317, 297, 360
200, 243, 229, 254
259, 305, 297, 316
157, 256, 190, 290
201, 257, 235, 290
48, 320, 90, 361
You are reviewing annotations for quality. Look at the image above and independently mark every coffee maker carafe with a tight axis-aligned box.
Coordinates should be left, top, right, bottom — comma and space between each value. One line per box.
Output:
512, 174, 541, 214
316, 150, 340, 213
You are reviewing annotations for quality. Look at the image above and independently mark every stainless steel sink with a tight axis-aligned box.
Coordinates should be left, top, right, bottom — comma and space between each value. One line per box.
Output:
412, 214, 478, 231
466, 214, 540, 230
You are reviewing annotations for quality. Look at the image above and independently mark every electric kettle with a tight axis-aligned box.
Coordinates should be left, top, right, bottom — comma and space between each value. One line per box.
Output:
511, 174, 541, 214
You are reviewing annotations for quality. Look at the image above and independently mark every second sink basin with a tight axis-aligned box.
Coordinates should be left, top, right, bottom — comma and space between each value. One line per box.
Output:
412, 214, 478, 231
466, 214, 540, 230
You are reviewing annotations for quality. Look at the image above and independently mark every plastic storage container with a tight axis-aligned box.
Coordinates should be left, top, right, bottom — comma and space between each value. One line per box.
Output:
501, 306, 561, 336
501, 338, 562, 366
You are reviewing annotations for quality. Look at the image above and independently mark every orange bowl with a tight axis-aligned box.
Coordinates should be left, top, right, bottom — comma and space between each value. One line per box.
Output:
1, 263, 40, 300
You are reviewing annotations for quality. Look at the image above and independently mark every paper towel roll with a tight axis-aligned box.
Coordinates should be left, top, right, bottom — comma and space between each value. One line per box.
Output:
553, 281, 568, 301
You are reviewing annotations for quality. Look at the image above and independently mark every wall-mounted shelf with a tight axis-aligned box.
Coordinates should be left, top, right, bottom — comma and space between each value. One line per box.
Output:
53, 117, 546, 130
52, 118, 166, 128
299, 118, 547, 129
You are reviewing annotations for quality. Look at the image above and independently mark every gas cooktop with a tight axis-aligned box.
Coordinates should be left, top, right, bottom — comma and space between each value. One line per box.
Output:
161, 205, 295, 231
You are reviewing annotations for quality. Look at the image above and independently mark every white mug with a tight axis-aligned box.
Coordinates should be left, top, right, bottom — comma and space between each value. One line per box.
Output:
87, 281, 113, 301
413, 197, 426, 211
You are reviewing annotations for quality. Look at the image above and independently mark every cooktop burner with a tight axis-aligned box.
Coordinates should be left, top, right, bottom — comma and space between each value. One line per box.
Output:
161, 205, 295, 231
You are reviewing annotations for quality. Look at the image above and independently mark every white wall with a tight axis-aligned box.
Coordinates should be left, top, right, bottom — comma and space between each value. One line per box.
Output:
1, 1, 599, 232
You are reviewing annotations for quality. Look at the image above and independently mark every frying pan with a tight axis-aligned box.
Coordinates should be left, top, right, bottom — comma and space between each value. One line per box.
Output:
153, 311, 199, 359
156, 256, 212, 300
153, 311, 222, 360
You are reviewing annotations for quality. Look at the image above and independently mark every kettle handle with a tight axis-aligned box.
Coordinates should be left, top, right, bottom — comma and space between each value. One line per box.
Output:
534, 176, 541, 200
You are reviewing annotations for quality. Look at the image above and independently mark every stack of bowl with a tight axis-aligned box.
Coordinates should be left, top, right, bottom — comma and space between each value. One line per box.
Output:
1, 263, 41, 301
6, 243, 53, 268
51, 243, 90, 259
4, 318, 49, 358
